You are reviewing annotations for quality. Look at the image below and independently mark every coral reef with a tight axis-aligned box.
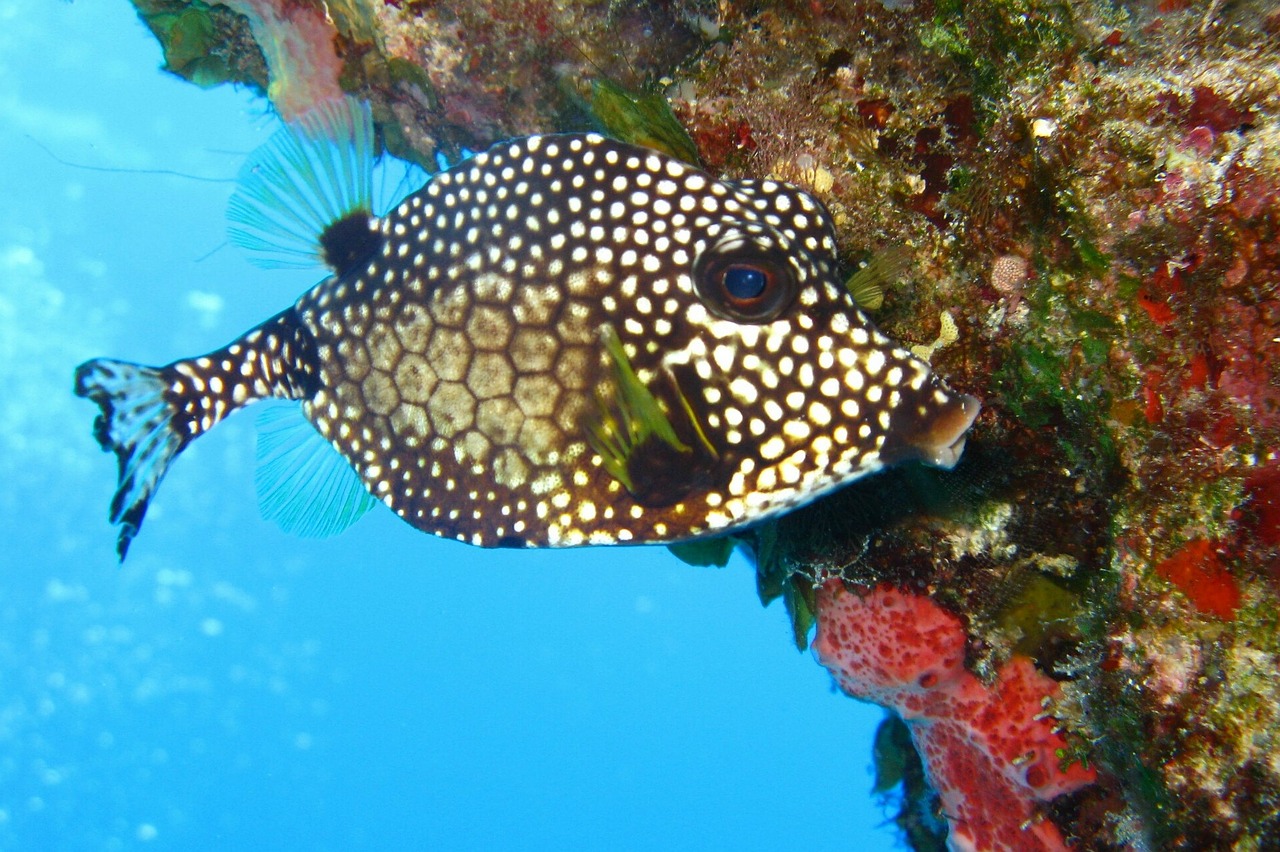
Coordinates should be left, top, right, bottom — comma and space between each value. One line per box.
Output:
134, 0, 714, 163
122, 0, 1280, 846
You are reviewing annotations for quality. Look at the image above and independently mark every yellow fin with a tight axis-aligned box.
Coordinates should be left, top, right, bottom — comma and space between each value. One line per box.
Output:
844, 246, 913, 311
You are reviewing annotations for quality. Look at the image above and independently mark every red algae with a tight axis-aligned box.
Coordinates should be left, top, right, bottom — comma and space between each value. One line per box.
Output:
813, 581, 1095, 851
1211, 301, 1280, 431
1242, 467, 1280, 548
1154, 539, 1241, 619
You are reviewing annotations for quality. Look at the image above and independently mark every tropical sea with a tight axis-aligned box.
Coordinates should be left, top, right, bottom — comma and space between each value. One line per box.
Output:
0, 2, 893, 848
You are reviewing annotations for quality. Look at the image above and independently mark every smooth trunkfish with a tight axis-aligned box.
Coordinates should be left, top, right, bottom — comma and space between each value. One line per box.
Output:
75, 99, 979, 560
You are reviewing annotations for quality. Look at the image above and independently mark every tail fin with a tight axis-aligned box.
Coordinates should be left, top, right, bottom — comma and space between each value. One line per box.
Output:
74, 359, 187, 561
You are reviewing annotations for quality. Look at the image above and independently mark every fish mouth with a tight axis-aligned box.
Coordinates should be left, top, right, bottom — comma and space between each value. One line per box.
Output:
914, 393, 981, 469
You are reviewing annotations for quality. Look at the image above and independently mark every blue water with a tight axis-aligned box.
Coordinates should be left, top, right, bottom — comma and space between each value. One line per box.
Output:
1, 2, 895, 848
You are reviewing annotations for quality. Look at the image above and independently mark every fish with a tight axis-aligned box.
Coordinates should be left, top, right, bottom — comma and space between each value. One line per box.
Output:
74, 98, 979, 560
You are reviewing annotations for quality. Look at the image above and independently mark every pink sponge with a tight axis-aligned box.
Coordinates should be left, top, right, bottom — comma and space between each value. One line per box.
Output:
222, 0, 346, 121
813, 581, 1095, 851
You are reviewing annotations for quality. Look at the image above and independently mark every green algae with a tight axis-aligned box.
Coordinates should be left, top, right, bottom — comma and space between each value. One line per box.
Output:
362, 59, 439, 168
873, 712, 911, 795
919, 0, 1079, 127
748, 521, 817, 651
133, 0, 267, 91
873, 714, 949, 852
843, 246, 913, 312
589, 79, 702, 166
324, 0, 379, 45
994, 574, 1083, 660
587, 327, 696, 498
666, 535, 735, 568
992, 267, 1128, 475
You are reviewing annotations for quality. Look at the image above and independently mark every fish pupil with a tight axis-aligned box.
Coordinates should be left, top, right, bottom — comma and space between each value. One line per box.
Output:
723, 265, 769, 301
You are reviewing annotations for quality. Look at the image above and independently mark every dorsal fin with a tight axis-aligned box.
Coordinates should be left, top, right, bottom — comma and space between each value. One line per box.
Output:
254, 402, 378, 537
228, 96, 382, 275
318, 210, 383, 276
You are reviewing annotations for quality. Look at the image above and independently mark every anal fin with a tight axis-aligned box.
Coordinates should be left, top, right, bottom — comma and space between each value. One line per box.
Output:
254, 402, 377, 537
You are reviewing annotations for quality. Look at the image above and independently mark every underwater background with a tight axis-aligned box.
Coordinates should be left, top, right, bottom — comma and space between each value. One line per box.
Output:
0, 2, 894, 848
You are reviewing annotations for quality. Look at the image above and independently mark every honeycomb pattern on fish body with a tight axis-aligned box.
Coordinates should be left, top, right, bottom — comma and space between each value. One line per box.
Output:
293, 133, 977, 547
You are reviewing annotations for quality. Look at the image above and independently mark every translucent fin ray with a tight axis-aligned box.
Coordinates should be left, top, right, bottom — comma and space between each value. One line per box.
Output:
228, 97, 377, 270
844, 246, 912, 312
374, 155, 430, 217
254, 403, 377, 538
73, 359, 187, 561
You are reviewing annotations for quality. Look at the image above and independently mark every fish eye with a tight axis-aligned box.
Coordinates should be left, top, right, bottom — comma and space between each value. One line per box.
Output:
694, 236, 797, 323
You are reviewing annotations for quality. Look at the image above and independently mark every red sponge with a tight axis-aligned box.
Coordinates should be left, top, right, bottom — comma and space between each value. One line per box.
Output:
813, 581, 1095, 851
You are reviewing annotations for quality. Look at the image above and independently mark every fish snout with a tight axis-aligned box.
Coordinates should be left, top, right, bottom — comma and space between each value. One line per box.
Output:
910, 392, 980, 469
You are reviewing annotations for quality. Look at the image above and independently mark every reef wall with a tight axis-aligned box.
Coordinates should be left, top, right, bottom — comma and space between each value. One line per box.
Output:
127, 0, 1280, 846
